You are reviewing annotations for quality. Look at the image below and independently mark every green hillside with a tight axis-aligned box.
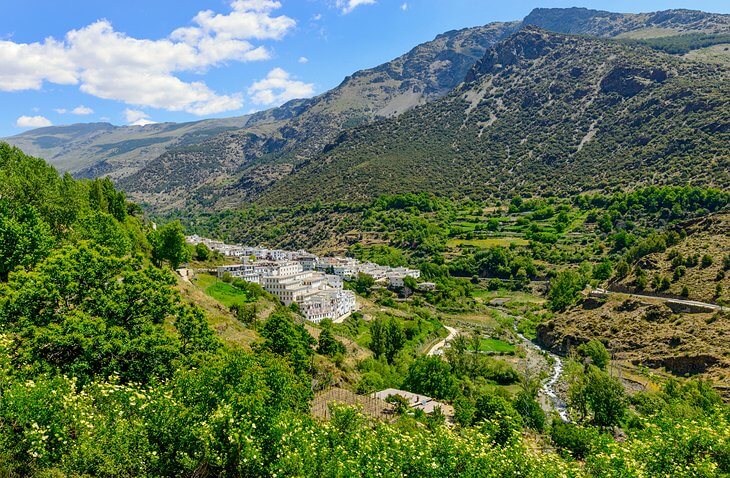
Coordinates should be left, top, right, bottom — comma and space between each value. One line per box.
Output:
259, 27, 729, 206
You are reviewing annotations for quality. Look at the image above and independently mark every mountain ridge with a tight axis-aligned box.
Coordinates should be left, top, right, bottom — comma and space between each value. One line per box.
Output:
4, 7, 729, 212
255, 26, 729, 205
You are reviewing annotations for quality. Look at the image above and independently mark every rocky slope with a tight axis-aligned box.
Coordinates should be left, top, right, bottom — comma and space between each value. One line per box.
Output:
523, 7, 730, 38
2, 117, 254, 178
120, 21, 520, 210
536, 294, 729, 387
258, 26, 729, 205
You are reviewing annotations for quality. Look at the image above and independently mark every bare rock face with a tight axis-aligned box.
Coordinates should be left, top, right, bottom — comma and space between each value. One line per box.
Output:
465, 27, 557, 81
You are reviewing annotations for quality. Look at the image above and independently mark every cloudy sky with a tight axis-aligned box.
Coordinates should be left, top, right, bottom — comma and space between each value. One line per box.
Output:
1, 0, 727, 136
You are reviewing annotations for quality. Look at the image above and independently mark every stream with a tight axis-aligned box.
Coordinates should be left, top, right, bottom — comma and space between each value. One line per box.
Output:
512, 322, 570, 422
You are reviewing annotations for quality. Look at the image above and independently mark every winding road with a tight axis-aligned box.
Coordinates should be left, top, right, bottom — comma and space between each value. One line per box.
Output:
427, 325, 458, 356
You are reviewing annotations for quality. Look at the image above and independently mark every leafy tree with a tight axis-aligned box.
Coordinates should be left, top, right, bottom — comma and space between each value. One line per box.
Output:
259, 311, 315, 373
473, 393, 523, 445
195, 242, 211, 261
403, 356, 457, 400
701, 254, 714, 268
351, 272, 375, 295
514, 390, 546, 432
584, 367, 627, 427
577, 339, 610, 370
369, 318, 387, 359
316, 320, 345, 357
368, 317, 405, 364
0, 243, 208, 385
176, 306, 220, 355
0, 202, 53, 281
548, 271, 587, 311
150, 221, 190, 269
74, 210, 131, 257
231, 303, 258, 326
592, 260, 613, 281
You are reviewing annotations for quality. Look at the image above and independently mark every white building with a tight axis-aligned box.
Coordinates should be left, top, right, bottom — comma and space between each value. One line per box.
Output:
299, 290, 356, 323
196, 235, 425, 323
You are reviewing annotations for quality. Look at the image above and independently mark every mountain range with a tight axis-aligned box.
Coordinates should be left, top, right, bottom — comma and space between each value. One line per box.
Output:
4, 7, 729, 211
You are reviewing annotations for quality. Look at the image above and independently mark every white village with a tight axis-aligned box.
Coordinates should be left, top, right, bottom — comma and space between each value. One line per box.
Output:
185, 235, 424, 324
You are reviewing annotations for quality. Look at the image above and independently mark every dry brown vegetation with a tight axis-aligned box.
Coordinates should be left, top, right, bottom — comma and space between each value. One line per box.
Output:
537, 294, 729, 389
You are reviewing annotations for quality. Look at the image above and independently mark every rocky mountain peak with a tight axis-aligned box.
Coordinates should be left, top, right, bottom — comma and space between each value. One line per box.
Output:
464, 26, 561, 82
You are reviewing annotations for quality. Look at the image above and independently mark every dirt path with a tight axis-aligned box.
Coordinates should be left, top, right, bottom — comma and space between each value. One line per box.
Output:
427, 325, 458, 356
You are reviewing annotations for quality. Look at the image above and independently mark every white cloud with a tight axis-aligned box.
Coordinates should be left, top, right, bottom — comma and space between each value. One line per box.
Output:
124, 108, 156, 126
312, 13, 323, 21
298, 56, 309, 64
401, 3, 408, 11
0, 1, 297, 115
337, 0, 376, 14
71, 105, 94, 115
54, 108, 67, 114
248, 67, 315, 105
16, 115, 52, 128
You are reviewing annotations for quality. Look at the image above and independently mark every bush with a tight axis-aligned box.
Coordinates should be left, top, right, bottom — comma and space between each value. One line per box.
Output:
550, 422, 599, 459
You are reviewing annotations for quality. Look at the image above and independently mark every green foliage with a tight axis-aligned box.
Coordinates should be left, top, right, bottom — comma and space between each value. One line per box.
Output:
0, 242, 216, 385
550, 421, 601, 460
368, 317, 405, 364
548, 271, 587, 312
316, 320, 345, 357
0, 201, 53, 281
577, 340, 610, 370
194, 242, 211, 261
74, 210, 131, 257
514, 390, 546, 432
403, 356, 457, 400
150, 221, 190, 269
569, 365, 627, 427
258, 311, 315, 374
350, 272, 375, 296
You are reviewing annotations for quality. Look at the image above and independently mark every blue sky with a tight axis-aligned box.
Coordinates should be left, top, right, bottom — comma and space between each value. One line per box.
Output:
1, 0, 728, 136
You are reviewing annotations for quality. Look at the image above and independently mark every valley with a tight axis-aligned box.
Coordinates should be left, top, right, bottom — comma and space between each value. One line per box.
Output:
0, 4, 729, 477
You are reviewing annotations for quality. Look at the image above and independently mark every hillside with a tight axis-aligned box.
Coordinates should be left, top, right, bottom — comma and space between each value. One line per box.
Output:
612, 212, 730, 303
524, 7, 730, 37
121, 7, 730, 212
2, 117, 253, 178
537, 294, 729, 387
119, 21, 519, 211
259, 27, 729, 206
4, 8, 729, 214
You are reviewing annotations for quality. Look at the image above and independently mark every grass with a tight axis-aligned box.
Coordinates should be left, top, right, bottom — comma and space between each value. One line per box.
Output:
475, 338, 516, 354
446, 237, 530, 248
472, 289, 546, 305
193, 274, 254, 308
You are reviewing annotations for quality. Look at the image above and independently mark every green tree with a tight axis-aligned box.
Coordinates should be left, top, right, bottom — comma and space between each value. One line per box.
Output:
195, 242, 211, 261
403, 356, 457, 400
0, 202, 53, 281
150, 221, 190, 269
548, 271, 587, 311
316, 320, 345, 357
74, 211, 131, 257
259, 311, 315, 373
592, 260, 613, 281
0, 243, 205, 385
352, 272, 375, 295
577, 339, 610, 370
584, 367, 627, 427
